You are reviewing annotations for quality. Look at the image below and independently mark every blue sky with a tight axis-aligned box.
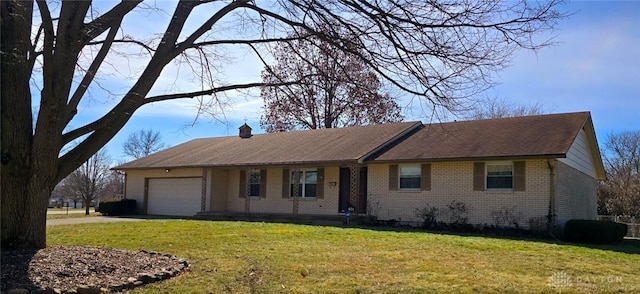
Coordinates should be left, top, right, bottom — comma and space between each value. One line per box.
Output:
68, 1, 639, 161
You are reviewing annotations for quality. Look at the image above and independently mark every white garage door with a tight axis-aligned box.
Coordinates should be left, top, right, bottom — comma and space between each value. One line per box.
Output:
148, 178, 202, 216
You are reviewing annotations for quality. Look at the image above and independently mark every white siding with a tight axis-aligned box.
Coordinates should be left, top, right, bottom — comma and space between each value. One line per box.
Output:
559, 128, 597, 178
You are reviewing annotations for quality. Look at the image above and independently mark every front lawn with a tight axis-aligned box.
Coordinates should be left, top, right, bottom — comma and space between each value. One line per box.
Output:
48, 220, 640, 293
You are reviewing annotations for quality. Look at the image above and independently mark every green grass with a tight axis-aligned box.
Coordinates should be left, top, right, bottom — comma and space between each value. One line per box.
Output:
47, 220, 640, 293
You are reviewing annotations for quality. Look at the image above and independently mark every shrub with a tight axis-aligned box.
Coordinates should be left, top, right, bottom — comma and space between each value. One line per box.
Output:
97, 198, 137, 216
490, 206, 523, 229
528, 216, 549, 232
365, 201, 382, 226
444, 200, 468, 225
415, 205, 439, 229
564, 219, 627, 244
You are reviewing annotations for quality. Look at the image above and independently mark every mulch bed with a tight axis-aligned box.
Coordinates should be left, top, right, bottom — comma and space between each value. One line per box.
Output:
1, 245, 188, 293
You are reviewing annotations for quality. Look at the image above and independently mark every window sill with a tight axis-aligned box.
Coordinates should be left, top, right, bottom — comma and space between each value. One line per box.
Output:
398, 188, 422, 192
484, 189, 514, 194
288, 197, 318, 201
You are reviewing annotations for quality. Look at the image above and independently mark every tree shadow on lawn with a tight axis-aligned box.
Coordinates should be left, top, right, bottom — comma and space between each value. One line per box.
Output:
354, 224, 640, 255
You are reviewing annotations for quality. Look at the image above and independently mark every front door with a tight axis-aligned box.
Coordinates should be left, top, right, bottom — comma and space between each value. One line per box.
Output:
339, 167, 367, 213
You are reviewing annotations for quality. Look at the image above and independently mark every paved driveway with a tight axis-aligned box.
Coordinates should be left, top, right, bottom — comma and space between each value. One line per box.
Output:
47, 216, 148, 226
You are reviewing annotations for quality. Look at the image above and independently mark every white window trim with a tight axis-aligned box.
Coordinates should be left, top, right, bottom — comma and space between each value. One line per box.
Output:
290, 168, 318, 198
485, 161, 514, 191
399, 164, 421, 190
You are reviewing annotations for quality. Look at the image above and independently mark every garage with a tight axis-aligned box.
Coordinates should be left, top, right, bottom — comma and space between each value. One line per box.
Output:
147, 177, 202, 216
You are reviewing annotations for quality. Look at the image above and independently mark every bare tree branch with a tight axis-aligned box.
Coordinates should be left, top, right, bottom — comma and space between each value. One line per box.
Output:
66, 24, 123, 125
2, 0, 569, 249
122, 129, 166, 159
87, 38, 156, 55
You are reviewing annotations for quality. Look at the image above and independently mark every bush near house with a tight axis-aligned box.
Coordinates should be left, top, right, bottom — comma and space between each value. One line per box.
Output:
564, 219, 628, 244
97, 199, 137, 216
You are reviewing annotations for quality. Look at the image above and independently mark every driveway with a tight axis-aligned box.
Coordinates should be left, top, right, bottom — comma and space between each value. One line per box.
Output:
47, 216, 148, 226
47, 209, 94, 215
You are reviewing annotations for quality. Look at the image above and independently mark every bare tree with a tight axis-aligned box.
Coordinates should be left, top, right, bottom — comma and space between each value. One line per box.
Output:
56, 149, 112, 215
260, 24, 403, 132
103, 170, 125, 200
598, 131, 640, 219
1, 0, 567, 249
123, 129, 166, 159
464, 97, 547, 120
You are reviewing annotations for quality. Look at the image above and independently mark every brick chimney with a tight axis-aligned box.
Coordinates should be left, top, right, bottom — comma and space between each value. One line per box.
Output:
239, 123, 252, 139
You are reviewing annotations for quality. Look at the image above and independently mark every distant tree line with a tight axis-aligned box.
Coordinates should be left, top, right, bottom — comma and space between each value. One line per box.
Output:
598, 130, 640, 220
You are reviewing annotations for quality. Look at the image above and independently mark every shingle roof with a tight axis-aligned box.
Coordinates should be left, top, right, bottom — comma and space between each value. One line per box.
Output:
114, 121, 421, 169
115, 112, 599, 171
368, 112, 592, 162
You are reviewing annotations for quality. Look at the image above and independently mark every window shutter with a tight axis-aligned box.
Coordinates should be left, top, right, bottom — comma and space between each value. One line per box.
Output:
259, 169, 268, 198
238, 170, 246, 198
389, 164, 398, 190
316, 168, 324, 199
513, 161, 526, 191
282, 168, 290, 198
473, 162, 484, 191
421, 164, 431, 191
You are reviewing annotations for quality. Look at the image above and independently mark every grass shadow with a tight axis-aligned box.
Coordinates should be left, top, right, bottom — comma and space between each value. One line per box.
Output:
354, 224, 640, 255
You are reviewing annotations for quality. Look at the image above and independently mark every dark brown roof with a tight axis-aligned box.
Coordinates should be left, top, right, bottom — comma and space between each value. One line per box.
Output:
115, 112, 602, 173
115, 121, 421, 169
369, 112, 592, 162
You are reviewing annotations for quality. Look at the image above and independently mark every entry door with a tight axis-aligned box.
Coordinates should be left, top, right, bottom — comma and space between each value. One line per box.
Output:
338, 167, 367, 213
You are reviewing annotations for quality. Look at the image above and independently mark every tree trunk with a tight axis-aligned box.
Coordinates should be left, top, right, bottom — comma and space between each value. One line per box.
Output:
0, 0, 51, 250
85, 200, 91, 215
1, 176, 50, 250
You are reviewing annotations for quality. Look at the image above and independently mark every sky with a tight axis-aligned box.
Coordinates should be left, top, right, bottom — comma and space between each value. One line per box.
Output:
63, 1, 640, 162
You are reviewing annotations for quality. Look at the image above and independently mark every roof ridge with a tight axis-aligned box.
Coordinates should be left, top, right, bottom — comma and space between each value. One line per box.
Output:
427, 111, 591, 126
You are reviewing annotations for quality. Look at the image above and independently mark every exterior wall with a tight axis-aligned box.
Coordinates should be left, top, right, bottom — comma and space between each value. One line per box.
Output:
559, 128, 598, 178
367, 160, 551, 228
124, 168, 204, 214
225, 166, 342, 215
555, 161, 598, 226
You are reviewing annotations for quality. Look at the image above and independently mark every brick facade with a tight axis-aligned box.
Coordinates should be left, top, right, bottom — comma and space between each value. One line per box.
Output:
555, 161, 598, 226
125, 160, 598, 228
218, 167, 342, 215
367, 160, 551, 228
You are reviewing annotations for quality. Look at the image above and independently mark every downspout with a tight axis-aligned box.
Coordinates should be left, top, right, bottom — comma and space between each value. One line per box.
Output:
122, 171, 127, 199
547, 160, 557, 230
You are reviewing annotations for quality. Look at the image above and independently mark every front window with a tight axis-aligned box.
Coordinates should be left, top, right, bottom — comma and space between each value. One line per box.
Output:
291, 170, 317, 197
249, 171, 261, 197
399, 164, 421, 189
486, 163, 513, 189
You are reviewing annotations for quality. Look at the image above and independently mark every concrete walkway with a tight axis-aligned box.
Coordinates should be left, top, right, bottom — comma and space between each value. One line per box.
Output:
47, 216, 148, 226
47, 209, 94, 215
